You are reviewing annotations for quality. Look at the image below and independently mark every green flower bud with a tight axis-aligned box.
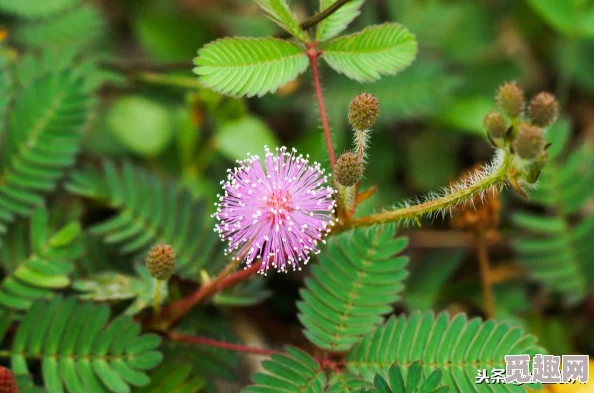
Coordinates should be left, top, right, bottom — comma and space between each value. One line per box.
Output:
146, 243, 176, 280
348, 93, 379, 130
334, 151, 363, 187
496, 81, 525, 118
483, 111, 507, 140
513, 124, 545, 160
528, 92, 558, 127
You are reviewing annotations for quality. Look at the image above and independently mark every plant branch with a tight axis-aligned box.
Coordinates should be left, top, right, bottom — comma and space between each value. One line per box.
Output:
152, 259, 263, 330
168, 331, 282, 356
332, 155, 511, 234
307, 46, 336, 168
277, 0, 356, 39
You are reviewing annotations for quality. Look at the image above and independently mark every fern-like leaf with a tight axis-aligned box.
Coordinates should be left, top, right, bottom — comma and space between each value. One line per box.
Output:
255, 0, 306, 40
326, 373, 373, 393
66, 160, 224, 277
0, 51, 96, 235
13, 4, 106, 50
241, 347, 325, 393
322, 23, 418, 83
6, 297, 163, 393
513, 119, 594, 304
0, 205, 82, 313
297, 225, 408, 351
346, 311, 544, 393
316, 0, 364, 41
193, 37, 309, 98
134, 362, 206, 393
363, 362, 449, 393
0, 0, 77, 18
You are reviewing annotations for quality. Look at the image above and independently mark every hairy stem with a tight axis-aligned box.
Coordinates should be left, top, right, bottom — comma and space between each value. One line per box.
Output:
307, 46, 336, 168
477, 231, 495, 319
333, 154, 511, 234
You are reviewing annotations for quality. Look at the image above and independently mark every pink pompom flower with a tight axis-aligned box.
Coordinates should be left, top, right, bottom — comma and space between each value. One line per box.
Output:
214, 146, 337, 275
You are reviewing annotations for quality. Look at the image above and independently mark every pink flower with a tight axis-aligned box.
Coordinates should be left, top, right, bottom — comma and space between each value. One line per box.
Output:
214, 146, 336, 275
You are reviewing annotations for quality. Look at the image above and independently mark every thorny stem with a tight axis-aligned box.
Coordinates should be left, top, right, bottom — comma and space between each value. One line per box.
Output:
476, 231, 495, 319
152, 258, 263, 330
333, 154, 512, 234
307, 44, 336, 168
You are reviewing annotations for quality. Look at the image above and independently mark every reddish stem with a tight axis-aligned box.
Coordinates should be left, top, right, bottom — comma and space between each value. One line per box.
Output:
150, 261, 263, 330
307, 44, 336, 168
169, 331, 343, 371
169, 331, 282, 356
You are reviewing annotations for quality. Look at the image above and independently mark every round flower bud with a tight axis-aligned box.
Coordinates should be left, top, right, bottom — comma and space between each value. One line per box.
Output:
483, 111, 507, 140
496, 81, 525, 118
146, 244, 176, 280
0, 367, 18, 393
348, 93, 379, 130
334, 152, 363, 187
513, 124, 545, 160
528, 92, 558, 127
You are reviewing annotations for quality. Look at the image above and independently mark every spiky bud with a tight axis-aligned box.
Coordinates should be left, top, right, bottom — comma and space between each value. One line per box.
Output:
0, 367, 18, 393
483, 111, 507, 140
513, 124, 545, 160
348, 93, 379, 130
528, 92, 558, 127
334, 152, 363, 187
496, 82, 525, 118
146, 244, 176, 280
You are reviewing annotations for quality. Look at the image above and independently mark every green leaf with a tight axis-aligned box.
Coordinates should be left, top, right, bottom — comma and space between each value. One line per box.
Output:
7, 297, 162, 393
512, 118, 594, 304
436, 96, 496, 136
106, 96, 174, 157
0, 0, 77, 18
242, 347, 325, 393
365, 362, 449, 393
66, 160, 225, 278
193, 37, 309, 98
255, 0, 306, 40
0, 205, 82, 314
216, 116, 280, 161
134, 362, 205, 393
346, 312, 544, 393
297, 225, 409, 351
0, 50, 96, 234
316, 0, 364, 41
322, 23, 417, 83
13, 4, 106, 50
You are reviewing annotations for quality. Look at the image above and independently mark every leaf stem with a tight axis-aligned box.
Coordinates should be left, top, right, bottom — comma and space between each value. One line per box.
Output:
152, 279, 163, 314
333, 154, 511, 234
168, 331, 282, 356
136, 72, 201, 89
307, 45, 336, 168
